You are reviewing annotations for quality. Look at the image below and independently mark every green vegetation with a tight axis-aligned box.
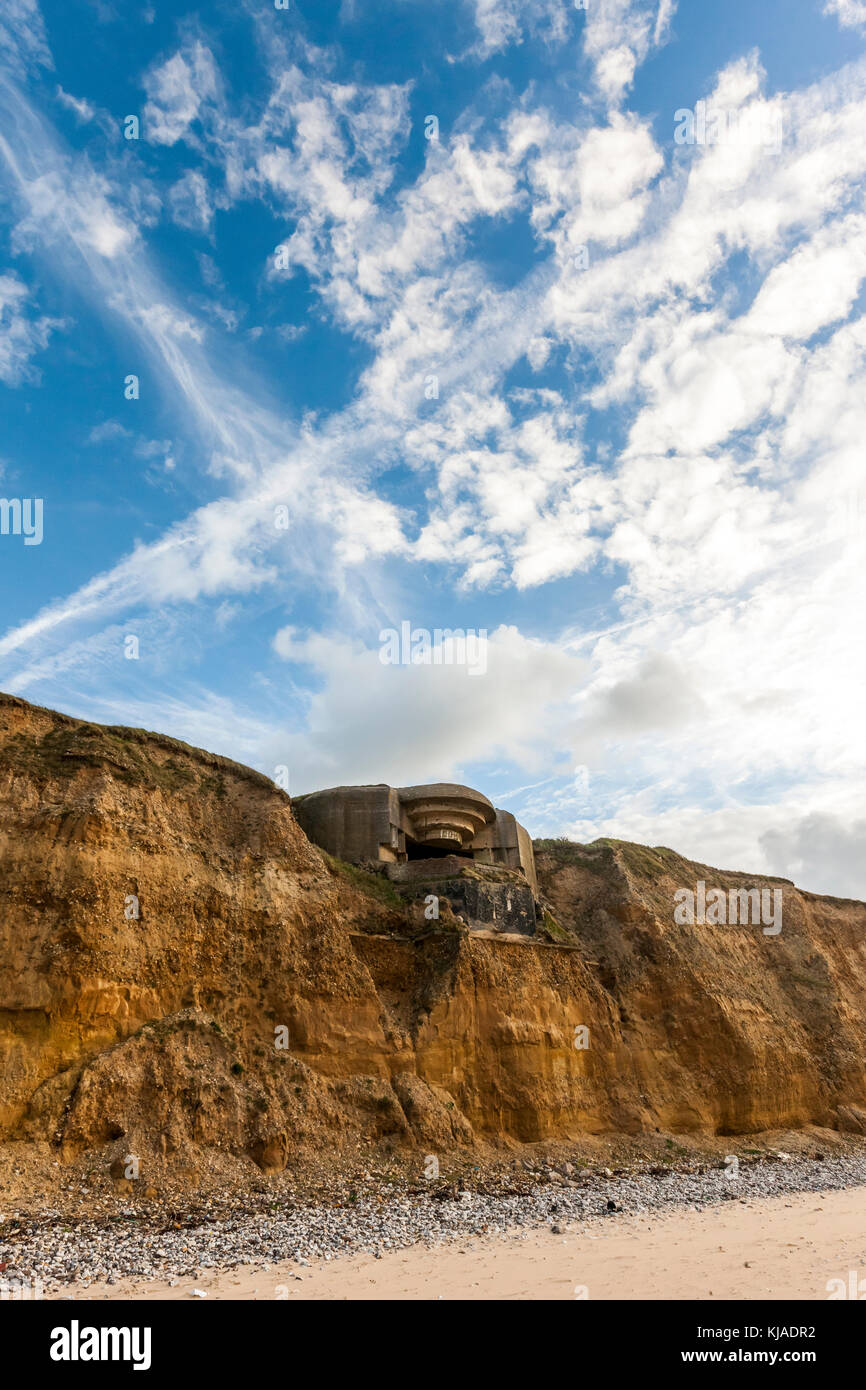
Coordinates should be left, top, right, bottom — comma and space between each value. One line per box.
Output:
533, 837, 615, 871
664, 1138, 690, 1157
533, 836, 593, 857
539, 910, 573, 944
534, 835, 684, 884
0, 693, 279, 795
321, 852, 404, 909
615, 841, 681, 879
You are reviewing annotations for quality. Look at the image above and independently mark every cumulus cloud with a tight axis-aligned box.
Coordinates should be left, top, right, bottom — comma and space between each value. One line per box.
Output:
760, 813, 866, 899
564, 801, 866, 900
583, 0, 677, 103
0, 10, 864, 902
745, 214, 866, 340
581, 652, 706, 738
522, 109, 664, 253
271, 624, 586, 789
407, 386, 607, 589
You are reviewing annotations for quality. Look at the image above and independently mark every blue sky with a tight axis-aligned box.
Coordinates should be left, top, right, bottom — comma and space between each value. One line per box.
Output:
1, 0, 865, 896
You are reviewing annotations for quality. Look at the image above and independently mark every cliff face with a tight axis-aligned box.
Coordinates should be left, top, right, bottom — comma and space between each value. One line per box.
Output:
533, 840, 866, 1137
1, 693, 864, 1183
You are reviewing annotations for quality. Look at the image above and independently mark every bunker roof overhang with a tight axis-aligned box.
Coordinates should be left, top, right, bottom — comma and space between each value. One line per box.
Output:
397, 783, 495, 851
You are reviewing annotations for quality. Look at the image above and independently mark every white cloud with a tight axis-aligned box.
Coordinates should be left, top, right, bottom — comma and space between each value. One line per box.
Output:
745, 213, 866, 340
526, 335, 552, 369
823, 0, 866, 29
169, 169, 214, 231
0, 0, 50, 76
523, 109, 664, 253
271, 624, 586, 789
565, 799, 866, 899
55, 87, 95, 122
407, 387, 607, 589
583, 0, 677, 103
143, 41, 219, 146
0, 15, 864, 904
85, 419, 130, 445
7, 162, 136, 260
0, 272, 63, 384
760, 812, 866, 899
466, 0, 570, 58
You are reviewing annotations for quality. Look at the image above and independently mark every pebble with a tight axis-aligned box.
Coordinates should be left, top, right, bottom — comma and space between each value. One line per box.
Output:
3, 1152, 865, 1292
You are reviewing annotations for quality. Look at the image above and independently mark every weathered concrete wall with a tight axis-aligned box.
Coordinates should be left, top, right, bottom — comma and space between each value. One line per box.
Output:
433, 877, 537, 936
387, 858, 538, 935
294, 781, 537, 892
292, 784, 396, 863
386, 855, 471, 885
474, 809, 538, 896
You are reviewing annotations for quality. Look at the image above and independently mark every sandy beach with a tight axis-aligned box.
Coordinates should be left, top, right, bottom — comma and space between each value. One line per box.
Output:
50, 1183, 866, 1302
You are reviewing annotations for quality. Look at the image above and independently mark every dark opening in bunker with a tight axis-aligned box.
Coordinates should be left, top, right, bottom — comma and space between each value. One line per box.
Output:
404, 834, 469, 862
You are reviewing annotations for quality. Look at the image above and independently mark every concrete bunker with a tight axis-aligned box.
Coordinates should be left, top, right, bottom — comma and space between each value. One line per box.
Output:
292, 782, 538, 935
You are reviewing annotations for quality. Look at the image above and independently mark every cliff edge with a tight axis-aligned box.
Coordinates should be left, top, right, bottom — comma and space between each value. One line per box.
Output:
1, 693, 864, 1189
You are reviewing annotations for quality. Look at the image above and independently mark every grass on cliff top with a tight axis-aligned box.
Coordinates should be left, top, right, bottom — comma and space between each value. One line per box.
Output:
320, 852, 405, 909
601, 840, 685, 879
535, 833, 796, 894
0, 692, 281, 795
534, 835, 684, 881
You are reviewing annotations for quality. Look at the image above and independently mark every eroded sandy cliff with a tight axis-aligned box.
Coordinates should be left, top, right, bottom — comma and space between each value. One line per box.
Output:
1, 693, 864, 1184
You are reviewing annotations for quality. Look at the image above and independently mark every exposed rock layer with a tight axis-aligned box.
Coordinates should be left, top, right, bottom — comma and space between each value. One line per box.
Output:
0, 694, 864, 1178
